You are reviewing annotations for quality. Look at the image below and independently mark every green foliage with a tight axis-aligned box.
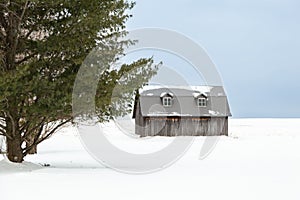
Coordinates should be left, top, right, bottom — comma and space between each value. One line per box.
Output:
0, 0, 158, 162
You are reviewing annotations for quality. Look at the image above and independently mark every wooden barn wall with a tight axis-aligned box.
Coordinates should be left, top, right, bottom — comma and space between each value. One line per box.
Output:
135, 116, 228, 137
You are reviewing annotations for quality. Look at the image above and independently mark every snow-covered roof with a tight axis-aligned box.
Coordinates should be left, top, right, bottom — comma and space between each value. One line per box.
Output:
134, 86, 231, 117
140, 85, 213, 94
160, 92, 174, 98
192, 92, 208, 98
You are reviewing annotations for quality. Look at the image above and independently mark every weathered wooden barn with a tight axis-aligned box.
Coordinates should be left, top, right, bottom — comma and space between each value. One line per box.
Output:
133, 86, 231, 136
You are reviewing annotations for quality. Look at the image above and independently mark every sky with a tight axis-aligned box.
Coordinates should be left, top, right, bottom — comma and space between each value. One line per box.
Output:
125, 0, 300, 118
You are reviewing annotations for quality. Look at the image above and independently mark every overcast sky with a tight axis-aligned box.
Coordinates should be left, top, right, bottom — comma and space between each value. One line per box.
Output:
126, 0, 300, 118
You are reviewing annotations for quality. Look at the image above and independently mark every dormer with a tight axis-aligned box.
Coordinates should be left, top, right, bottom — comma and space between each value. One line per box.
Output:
160, 92, 174, 107
193, 92, 208, 107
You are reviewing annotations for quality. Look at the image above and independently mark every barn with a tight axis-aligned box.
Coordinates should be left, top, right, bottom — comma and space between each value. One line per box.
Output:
133, 86, 231, 136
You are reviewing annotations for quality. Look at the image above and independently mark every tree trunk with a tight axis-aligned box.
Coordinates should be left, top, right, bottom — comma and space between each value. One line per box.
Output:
6, 136, 24, 163
26, 135, 37, 154
27, 144, 37, 154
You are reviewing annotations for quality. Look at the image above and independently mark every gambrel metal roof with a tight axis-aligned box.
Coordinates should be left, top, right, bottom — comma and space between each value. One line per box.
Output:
135, 86, 231, 117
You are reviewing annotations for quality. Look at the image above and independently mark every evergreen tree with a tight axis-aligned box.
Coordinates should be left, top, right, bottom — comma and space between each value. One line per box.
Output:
0, 0, 158, 162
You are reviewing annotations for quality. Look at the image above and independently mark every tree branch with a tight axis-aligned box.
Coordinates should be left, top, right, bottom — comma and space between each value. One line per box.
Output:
24, 7, 49, 40
0, 1, 28, 22
0, 123, 5, 130
23, 121, 44, 155
0, 3, 20, 20
19, 1, 29, 24
15, 52, 37, 65
0, 126, 12, 140
13, 1, 29, 63
22, 118, 45, 139
19, 120, 30, 135
0, 11, 8, 30
39, 119, 72, 144
0, 128, 5, 135
23, 119, 72, 155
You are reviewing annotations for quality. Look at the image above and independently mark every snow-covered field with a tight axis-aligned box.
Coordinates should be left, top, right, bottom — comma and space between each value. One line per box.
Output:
1, 118, 300, 200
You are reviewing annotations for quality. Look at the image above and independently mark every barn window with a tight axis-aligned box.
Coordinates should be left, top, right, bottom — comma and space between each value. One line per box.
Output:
197, 98, 207, 107
162, 97, 172, 107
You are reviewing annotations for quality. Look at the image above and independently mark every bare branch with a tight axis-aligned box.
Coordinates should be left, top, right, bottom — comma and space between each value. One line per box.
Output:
38, 119, 72, 144
19, 120, 30, 135
23, 118, 72, 155
19, 1, 29, 24
0, 123, 5, 130
0, 127, 12, 140
22, 118, 45, 139
0, 115, 5, 122
0, 128, 5, 135
23, 122, 44, 155
0, 129, 4, 136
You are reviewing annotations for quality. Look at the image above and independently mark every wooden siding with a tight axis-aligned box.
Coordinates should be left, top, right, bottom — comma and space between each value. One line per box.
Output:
135, 116, 228, 137
135, 101, 228, 136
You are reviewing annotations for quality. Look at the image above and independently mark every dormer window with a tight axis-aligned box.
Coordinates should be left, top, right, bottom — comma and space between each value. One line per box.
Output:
162, 97, 172, 107
197, 98, 207, 107
160, 92, 174, 107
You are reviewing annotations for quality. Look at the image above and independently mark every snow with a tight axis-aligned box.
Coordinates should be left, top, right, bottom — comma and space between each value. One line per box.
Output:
192, 92, 208, 98
0, 158, 42, 174
0, 118, 300, 200
140, 85, 213, 93
160, 92, 174, 97
208, 110, 221, 116
147, 112, 192, 117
